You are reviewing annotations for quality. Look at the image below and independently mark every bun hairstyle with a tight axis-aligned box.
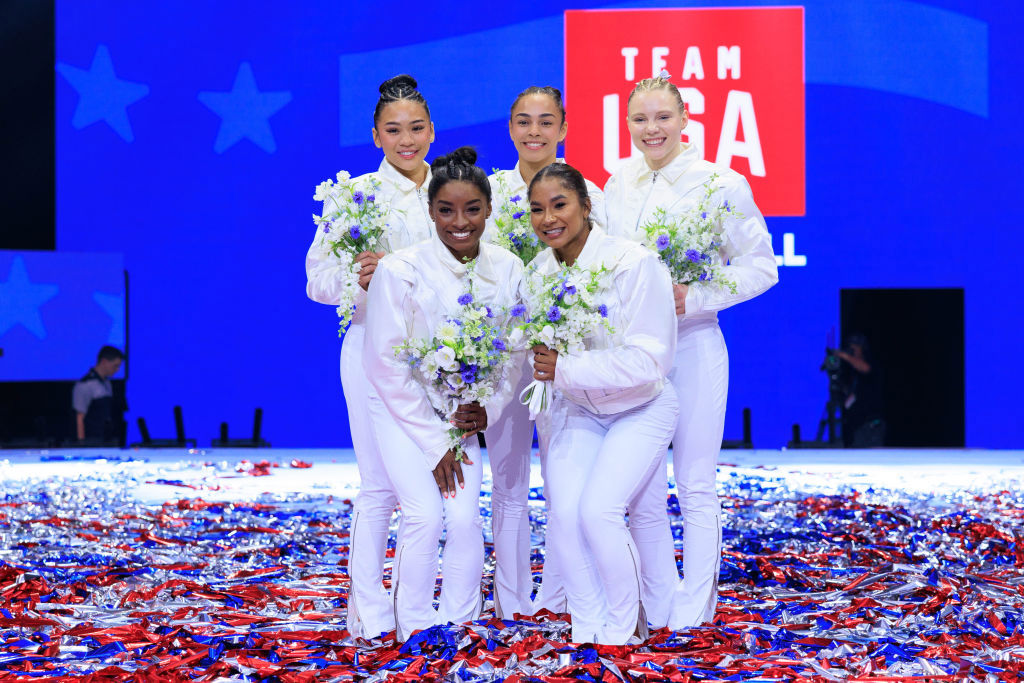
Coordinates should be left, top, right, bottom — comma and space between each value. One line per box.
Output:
510, 85, 566, 123
528, 162, 593, 227
374, 74, 431, 125
427, 146, 492, 205
627, 74, 686, 114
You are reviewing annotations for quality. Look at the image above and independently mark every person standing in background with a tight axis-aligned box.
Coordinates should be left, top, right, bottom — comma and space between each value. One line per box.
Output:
305, 74, 436, 640
483, 86, 608, 617
604, 74, 778, 631
73, 345, 125, 445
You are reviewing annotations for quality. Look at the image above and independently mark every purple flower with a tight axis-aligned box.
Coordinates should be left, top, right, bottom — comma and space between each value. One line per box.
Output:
458, 293, 474, 306
723, 200, 731, 212
512, 210, 525, 220
510, 234, 522, 248
562, 283, 577, 296
349, 225, 362, 240
655, 234, 670, 251
686, 249, 701, 263
701, 211, 708, 219
461, 366, 478, 383
352, 191, 364, 205
597, 304, 608, 318
366, 194, 375, 203
546, 306, 561, 323
322, 225, 330, 234
510, 304, 527, 318
492, 338, 507, 351
485, 306, 494, 318
510, 194, 521, 203
699, 271, 711, 281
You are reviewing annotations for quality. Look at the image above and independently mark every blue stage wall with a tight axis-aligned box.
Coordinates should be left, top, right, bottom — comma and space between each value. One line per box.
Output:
51, 1, 1023, 447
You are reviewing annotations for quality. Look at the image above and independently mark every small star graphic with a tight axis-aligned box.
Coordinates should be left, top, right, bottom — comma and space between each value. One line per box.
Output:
56, 44, 150, 143
93, 292, 125, 345
198, 62, 292, 153
0, 257, 60, 340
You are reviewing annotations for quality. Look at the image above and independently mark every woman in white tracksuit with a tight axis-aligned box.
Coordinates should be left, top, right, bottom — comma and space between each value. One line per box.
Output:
604, 75, 779, 630
483, 86, 608, 618
526, 163, 678, 644
304, 74, 435, 639
364, 147, 525, 641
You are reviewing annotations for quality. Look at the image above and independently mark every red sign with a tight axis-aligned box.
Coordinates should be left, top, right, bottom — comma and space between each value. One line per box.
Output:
565, 8, 805, 216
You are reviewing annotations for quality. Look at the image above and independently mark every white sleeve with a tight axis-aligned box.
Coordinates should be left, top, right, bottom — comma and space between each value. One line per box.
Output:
483, 264, 527, 427
364, 260, 452, 469
554, 253, 676, 391
304, 197, 368, 309
600, 173, 626, 237
684, 174, 779, 314
587, 180, 608, 231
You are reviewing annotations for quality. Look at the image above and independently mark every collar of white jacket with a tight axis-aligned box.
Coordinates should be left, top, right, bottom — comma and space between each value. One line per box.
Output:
430, 234, 500, 287
531, 225, 613, 276
378, 157, 432, 193
634, 141, 701, 184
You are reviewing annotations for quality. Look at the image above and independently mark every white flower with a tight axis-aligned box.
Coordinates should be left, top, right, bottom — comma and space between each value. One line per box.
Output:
539, 325, 555, 346
434, 346, 459, 372
313, 180, 334, 202
437, 321, 459, 342
336, 170, 351, 183
508, 327, 525, 349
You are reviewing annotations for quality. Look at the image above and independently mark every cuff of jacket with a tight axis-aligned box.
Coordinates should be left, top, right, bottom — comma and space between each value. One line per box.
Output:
553, 354, 575, 392
424, 436, 452, 470
684, 284, 706, 315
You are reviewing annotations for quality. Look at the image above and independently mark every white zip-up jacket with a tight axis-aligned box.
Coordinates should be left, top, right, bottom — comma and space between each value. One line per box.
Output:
365, 239, 526, 468
305, 159, 434, 324
483, 161, 607, 246
604, 143, 778, 323
528, 227, 676, 415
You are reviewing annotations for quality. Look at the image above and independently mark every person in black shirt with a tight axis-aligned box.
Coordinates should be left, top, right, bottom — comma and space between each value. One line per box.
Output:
836, 333, 885, 447
72, 346, 125, 444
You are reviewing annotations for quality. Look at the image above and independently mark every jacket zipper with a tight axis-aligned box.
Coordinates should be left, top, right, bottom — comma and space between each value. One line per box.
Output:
416, 187, 431, 228
634, 171, 659, 234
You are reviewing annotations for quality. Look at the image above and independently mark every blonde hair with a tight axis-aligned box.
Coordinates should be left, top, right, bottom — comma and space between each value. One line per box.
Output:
627, 76, 686, 114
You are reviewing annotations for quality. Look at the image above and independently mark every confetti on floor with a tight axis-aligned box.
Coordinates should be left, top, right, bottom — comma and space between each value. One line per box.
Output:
0, 448, 1022, 681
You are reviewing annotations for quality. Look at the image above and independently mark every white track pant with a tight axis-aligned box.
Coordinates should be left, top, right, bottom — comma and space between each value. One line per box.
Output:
546, 386, 678, 644
367, 397, 485, 641
484, 361, 535, 618
529, 403, 566, 614
339, 323, 397, 638
667, 319, 728, 629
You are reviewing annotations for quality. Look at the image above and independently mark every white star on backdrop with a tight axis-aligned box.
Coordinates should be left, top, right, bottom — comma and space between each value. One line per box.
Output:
93, 292, 125, 345
56, 44, 150, 143
0, 257, 60, 340
198, 62, 292, 153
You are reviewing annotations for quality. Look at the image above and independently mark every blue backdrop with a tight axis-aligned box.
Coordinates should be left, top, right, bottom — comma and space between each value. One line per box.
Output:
49, 0, 1023, 447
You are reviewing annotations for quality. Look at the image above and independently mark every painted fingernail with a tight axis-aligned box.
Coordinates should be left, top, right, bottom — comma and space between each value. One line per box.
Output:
460, 482, 464, 489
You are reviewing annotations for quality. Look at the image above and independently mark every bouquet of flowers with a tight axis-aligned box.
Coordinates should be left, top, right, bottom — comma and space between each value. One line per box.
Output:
512, 263, 614, 418
393, 268, 514, 460
490, 170, 544, 264
312, 171, 391, 333
640, 175, 738, 293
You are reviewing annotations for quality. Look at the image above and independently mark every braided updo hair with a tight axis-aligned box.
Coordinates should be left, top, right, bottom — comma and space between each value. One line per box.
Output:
427, 146, 492, 206
373, 74, 431, 126
627, 74, 686, 114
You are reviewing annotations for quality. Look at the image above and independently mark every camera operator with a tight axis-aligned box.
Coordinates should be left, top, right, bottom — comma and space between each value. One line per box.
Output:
833, 333, 885, 447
